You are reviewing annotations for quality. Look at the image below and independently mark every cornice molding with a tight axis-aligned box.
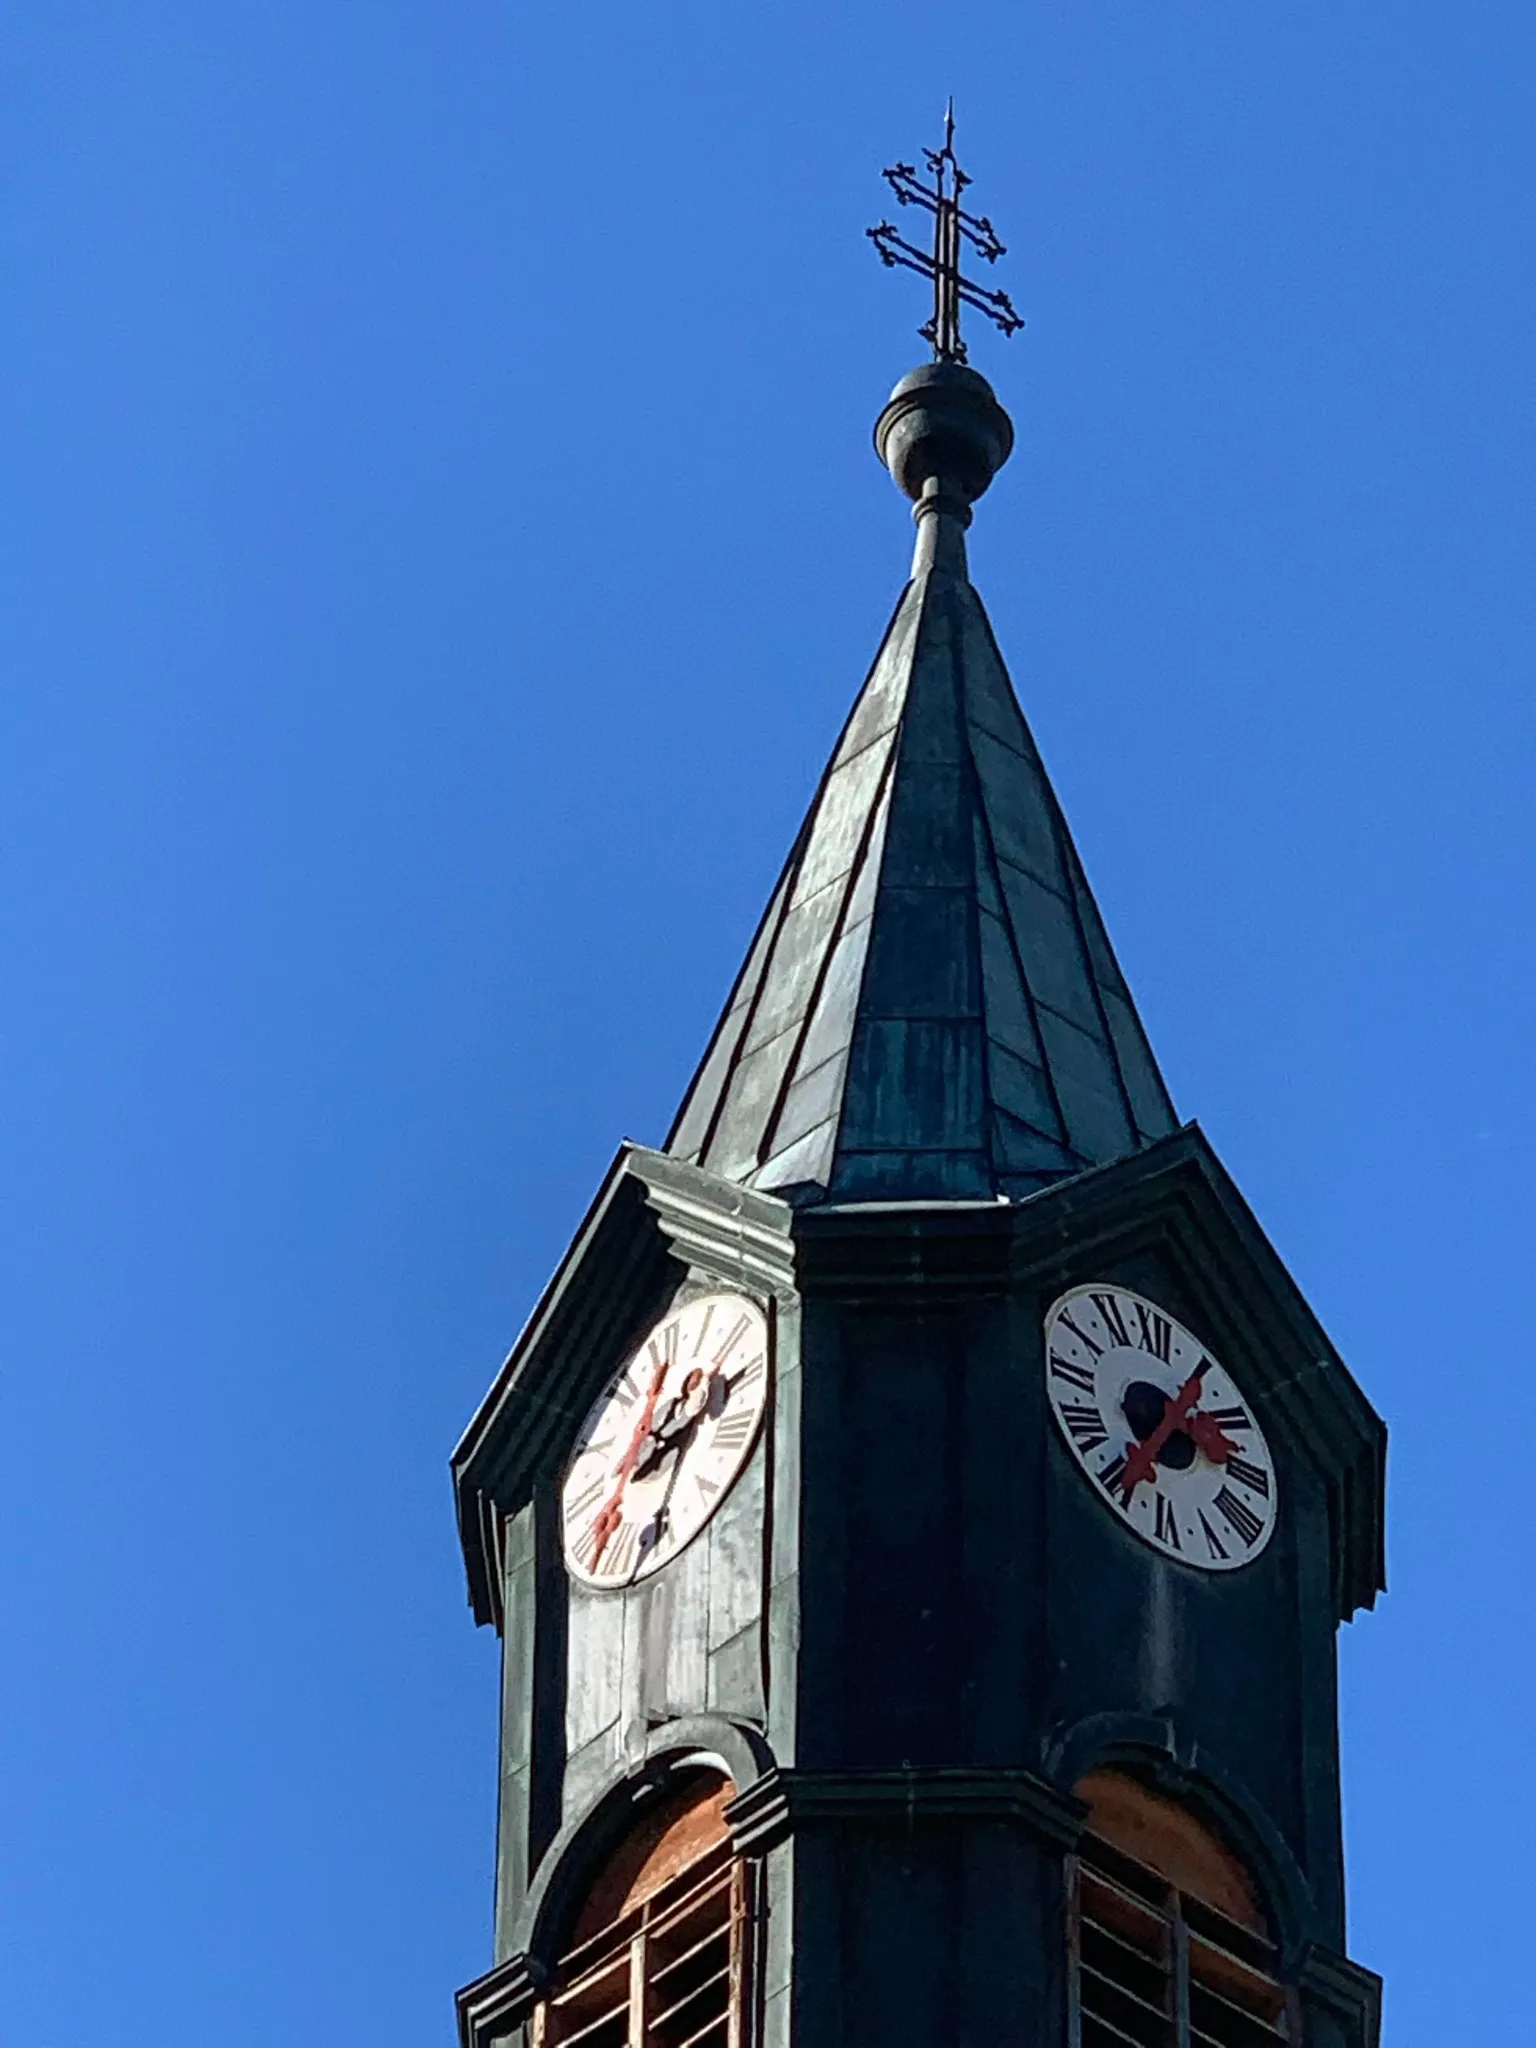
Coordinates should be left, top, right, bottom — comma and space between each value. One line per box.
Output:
637, 1154, 798, 1296
725, 1764, 1086, 1857
456, 1951, 548, 2048
1299, 1943, 1383, 2048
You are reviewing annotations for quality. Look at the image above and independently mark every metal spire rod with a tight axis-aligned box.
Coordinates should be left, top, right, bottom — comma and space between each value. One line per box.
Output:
867, 103, 1022, 364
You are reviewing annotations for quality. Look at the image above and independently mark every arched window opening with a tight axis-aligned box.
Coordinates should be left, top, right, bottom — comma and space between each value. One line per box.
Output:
535, 1770, 753, 2048
1069, 1769, 1296, 2048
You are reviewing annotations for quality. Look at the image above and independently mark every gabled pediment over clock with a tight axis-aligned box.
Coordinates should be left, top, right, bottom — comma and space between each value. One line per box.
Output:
794, 1118, 1385, 1623
452, 1145, 795, 1628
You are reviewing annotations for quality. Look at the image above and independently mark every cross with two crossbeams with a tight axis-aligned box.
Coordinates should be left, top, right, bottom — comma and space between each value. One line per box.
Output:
867, 104, 1022, 364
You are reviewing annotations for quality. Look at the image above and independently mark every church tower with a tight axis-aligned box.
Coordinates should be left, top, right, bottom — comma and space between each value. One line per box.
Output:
452, 123, 1385, 2048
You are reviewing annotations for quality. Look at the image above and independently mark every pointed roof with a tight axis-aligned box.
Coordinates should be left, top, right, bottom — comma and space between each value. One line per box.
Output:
666, 362, 1177, 1204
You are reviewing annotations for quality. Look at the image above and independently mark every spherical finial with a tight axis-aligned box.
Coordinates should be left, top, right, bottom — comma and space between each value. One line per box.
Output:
873, 360, 1014, 507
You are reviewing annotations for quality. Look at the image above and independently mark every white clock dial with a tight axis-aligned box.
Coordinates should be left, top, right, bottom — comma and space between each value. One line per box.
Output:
1045, 1284, 1277, 1571
561, 1292, 769, 1590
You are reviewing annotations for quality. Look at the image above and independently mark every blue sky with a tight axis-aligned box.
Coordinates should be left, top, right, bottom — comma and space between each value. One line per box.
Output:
2, 1, 1533, 2041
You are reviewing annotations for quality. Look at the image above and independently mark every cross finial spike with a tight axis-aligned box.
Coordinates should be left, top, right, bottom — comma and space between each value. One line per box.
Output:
867, 116, 1022, 364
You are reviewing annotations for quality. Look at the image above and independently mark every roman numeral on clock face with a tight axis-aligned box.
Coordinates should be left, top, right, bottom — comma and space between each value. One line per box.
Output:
564, 1477, 606, 1524
1206, 1406, 1250, 1433
648, 1321, 680, 1374
1090, 1293, 1132, 1348
710, 1409, 755, 1454
1050, 1352, 1096, 1394
1226, 1456, 1270, 1498
712, 1314, 751, 1366
1134, 1303, 1172, 1362
1213, 1484, 1264, 1549
1098, 1455, 1128, 1498
599, 1519, 640, 1580
1057, 1310, 1103, 1357
1060, 1403, 1109, 1452
1155, 1492, 1182, 1549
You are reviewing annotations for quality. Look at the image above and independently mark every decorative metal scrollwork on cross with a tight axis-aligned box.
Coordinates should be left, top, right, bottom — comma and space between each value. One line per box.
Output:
867, 104, 1022, 364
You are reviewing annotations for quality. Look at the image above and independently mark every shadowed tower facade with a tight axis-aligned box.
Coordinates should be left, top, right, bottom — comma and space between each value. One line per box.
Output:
451, 125, 1384, 2048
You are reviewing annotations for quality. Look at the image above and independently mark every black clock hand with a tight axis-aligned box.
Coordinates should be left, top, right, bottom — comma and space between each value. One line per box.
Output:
638, 1413, 699, 1559
631, 1362, 742, 1483
632, 1370, 718, 1479
631, 1410, 701, 1482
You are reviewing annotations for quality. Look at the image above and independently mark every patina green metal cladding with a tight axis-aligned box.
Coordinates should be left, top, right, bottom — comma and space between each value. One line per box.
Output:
666, 364, 1177, 1203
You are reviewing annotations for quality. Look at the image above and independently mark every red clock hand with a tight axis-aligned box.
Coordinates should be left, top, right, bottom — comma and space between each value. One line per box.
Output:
1118, 1360, 1210, 1502
588, 1355, 671, 1568
1188, 1409, 1239, 1465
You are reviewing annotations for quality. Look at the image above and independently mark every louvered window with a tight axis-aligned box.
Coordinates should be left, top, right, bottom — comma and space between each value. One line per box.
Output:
534, 1774, 753, 2048
1069, 1772, 1298, 2048
538, 1841, 750, 2048
1070, 1832, 1293, 2045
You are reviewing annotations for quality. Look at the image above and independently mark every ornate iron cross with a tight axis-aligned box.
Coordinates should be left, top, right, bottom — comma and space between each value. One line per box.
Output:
867, 106, 1022, 364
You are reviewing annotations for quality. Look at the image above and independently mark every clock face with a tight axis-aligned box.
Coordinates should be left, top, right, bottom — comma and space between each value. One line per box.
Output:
562, 1292, 769, 1590
1045, 1284, 1277, 1571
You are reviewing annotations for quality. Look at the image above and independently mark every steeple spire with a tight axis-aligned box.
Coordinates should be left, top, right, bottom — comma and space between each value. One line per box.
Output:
666, 140, 1177, 1205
